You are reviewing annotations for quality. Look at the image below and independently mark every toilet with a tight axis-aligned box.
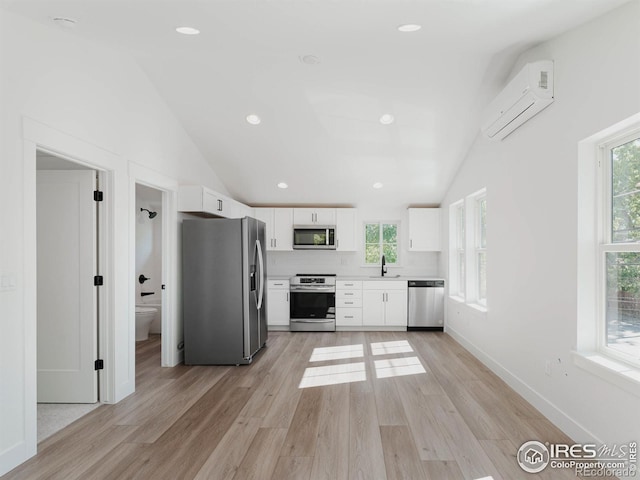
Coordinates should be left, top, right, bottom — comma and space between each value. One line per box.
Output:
135, 306, 157, 341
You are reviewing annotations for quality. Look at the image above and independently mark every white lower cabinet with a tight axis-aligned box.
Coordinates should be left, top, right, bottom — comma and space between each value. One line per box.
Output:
336, 280, 407, 329
336, 280, 362, 327
267, 280, 289, 329
362, 281, 408, 327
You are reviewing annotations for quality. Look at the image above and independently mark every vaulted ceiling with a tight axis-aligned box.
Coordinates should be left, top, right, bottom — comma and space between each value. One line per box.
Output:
3, 0, 630, 206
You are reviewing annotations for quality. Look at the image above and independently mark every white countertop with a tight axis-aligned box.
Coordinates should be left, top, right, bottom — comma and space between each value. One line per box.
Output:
337, 275, 444, 281
269, 275, 444, 281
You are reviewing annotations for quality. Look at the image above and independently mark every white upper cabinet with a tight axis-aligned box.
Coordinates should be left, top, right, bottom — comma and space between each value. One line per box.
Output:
178, 185, 251, 219
273, 208, 294, 250
293, 208, 336, 225
336, 208, 357, 251
254, 207, 293, 251
408, 208, 441, 251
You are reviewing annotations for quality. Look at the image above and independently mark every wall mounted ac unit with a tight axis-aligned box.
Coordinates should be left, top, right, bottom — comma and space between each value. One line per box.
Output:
481, 60, 554, 140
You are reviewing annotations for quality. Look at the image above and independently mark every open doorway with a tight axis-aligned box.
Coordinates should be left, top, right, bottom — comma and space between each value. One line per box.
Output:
135, 184, 164, 363
35, 150, 102, 442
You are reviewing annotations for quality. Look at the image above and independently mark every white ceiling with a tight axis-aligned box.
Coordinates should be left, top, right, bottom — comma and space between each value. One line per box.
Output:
3, 0, 630, 207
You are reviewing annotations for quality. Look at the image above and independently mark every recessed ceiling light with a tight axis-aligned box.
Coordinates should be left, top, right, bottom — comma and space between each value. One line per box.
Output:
53, 17, 77, 29
246, 114, 261, 125
397, 24, 422, 33
176, 26, 200, 35
379, 114, 395, 125
277, 182, 288, 189
373, 182, 384, 189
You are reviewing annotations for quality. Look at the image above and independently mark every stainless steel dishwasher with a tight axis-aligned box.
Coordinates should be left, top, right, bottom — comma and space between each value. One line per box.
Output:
407, 280, 445, 330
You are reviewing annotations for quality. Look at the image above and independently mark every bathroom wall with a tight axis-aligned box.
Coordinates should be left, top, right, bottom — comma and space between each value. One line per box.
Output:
136, 184, 162, 333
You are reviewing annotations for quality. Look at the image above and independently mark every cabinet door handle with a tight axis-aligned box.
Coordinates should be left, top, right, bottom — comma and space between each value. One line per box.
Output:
286, 292, 289, 301
345, 292, 353, 296
345, 302, 353, 305
345, 315, 354, 319
274, 238, 277, 248
410, 239, 413, 248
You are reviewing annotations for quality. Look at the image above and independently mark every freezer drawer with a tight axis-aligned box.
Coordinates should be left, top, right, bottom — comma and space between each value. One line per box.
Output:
407, 280, 444, 329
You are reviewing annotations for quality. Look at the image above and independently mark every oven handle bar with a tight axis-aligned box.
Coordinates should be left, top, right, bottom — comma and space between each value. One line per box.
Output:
290, 319, 335, 323
290, 286, 336, 292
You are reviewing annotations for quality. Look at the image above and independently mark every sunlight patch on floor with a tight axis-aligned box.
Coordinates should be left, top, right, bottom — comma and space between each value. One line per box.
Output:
370, 340, 414, 356
299, 362, 367, 388
374, 356, 426, 379
309, 344, 364, 362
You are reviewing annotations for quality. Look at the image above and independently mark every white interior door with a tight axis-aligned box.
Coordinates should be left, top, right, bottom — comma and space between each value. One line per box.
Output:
37, 170, 98, 403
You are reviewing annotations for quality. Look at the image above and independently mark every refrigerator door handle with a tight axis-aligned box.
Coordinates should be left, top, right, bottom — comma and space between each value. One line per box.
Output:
256, 239, 265, 310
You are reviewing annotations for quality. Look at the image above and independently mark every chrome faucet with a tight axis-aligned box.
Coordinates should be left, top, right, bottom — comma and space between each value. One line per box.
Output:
381, 254, 387, 277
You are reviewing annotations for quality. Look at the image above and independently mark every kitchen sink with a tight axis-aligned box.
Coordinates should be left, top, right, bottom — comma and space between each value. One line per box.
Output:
368, 274, 401, 278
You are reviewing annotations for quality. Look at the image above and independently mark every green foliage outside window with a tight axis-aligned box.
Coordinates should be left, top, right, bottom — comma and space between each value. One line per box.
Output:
606, 135, 640, 356
365, 223, 398, 264
612, 138, 640, 243
610, 138, 640, 295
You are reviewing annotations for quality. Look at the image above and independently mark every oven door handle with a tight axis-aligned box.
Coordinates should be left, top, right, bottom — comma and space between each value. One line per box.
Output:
290, 286, 335, 292
291, 319, 335, 323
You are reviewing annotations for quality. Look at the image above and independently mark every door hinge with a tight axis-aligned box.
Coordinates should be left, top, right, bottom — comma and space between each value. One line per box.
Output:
94, 190, 104, 202
94, 275, 104, 286
94, 359, 104, 370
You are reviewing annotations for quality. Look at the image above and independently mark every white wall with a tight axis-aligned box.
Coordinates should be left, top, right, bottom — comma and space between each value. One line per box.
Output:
267, 205, 440, 278
0, 10, 228, 475
440, 1, 640, 445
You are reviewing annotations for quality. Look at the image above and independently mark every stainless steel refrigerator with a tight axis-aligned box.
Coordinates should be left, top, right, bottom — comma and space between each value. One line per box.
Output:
182, 217, 268, 365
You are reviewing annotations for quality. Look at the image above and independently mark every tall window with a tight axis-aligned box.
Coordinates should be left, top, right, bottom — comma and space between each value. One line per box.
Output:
601, 130, 640, 363
475, 194, 487, 306
364, 222, 398, 265
449, 189, 487, 307
450, 202, 465, 298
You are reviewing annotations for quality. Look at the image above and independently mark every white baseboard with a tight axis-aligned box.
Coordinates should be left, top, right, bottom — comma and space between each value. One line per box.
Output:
445, 326, 602, 444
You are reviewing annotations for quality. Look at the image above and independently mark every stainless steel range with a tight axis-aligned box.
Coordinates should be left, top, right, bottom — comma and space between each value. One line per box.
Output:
289, 274, 336, 332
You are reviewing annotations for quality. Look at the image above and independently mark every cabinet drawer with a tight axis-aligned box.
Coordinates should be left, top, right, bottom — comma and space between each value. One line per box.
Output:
337, 280, 362, 289
336, 309, 362, 326
268, 279, 289, 289
363, 280, 407, 290
337, 289, 362, 300
337, 298, 362, 308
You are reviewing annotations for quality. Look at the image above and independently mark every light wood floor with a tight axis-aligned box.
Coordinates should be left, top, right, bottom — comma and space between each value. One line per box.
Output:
2, 331, 590, 480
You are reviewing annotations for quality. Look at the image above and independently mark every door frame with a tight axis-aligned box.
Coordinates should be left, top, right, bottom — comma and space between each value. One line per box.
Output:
130, 164, 181, 367
23, 118, 126, 457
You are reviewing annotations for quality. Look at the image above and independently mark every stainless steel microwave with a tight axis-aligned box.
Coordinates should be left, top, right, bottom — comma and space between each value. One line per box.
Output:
293, 226, 336, 250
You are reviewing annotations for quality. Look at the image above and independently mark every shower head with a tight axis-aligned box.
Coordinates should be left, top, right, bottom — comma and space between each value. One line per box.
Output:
140, 208, 157, 219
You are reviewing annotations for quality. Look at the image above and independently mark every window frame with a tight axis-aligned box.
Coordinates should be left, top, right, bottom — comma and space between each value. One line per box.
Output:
449, 189, 487, 309
363, 221, 400, 267
449, 200, 466, 300
473, 192, 487, 307
597, 128, 640, 367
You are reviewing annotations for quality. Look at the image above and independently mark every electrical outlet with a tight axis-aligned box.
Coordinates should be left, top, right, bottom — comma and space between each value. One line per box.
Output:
545, 360, 552, 376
